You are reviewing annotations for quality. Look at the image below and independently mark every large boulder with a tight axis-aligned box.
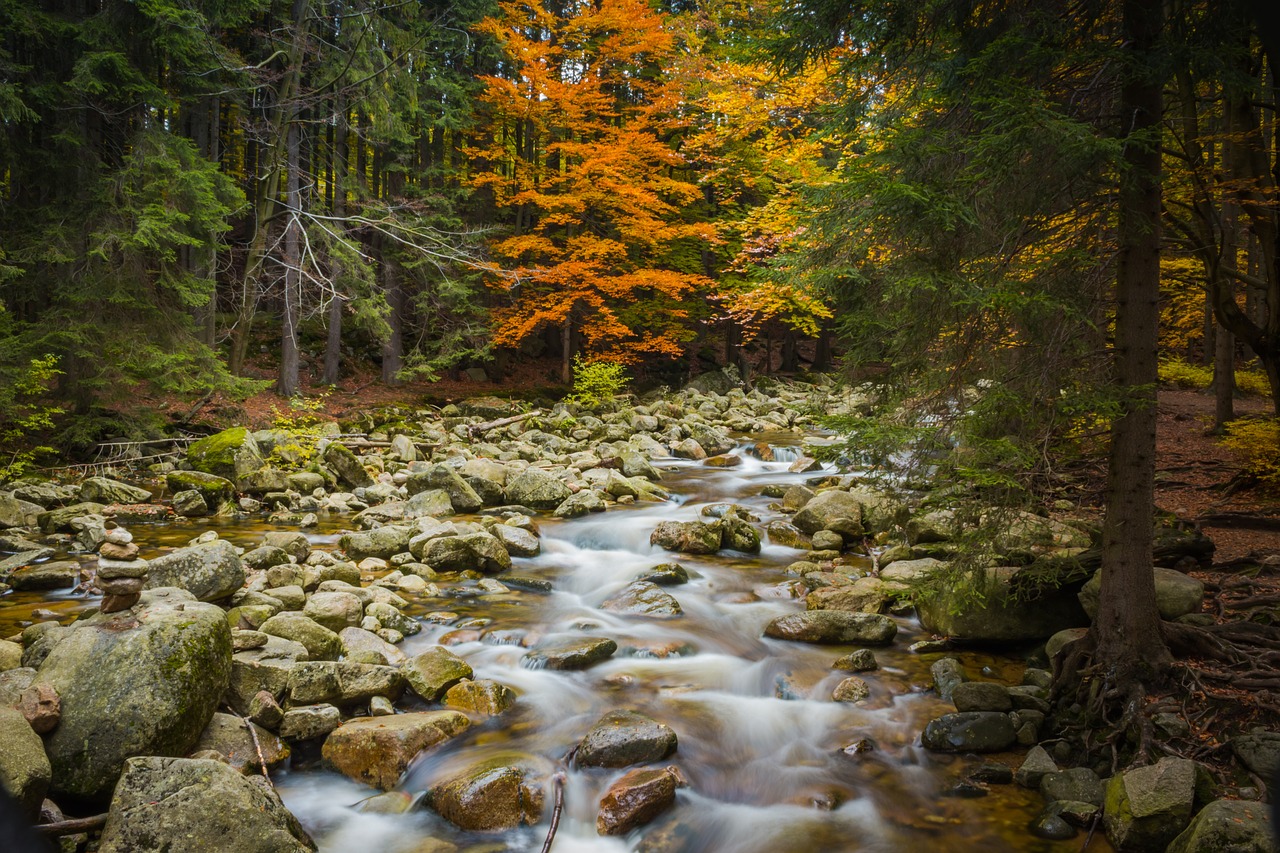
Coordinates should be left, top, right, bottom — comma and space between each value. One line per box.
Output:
322, 711, 471, 790
287, 661, 405, 706
339, 526, 412, 560
576, 710, 678, 768
98, 757, 315, 852
505, 468, 572, 509
806, 578, 900, 614
0, 705, 50, 819
225, 636, 309, 714
404, 647, 473, 701
1079, 568, 1204, 622
917, 566, 1088, 643
322, 442, 373, 489
792, 491, 864, 538
146, 539, 246, 602
407, 465, 483, 513
429, 753, 552, 831
1103, 757, 1199, 852
0, 491, 43, 528
1166, 799, 1274, 853
166, 470, 236, 508
37, 501, 107, 533
187, 427, 266, 484
79, 477, 152, 504
37, 590, 232, 800
650, 520, 722, 555
763, 611, 897, 645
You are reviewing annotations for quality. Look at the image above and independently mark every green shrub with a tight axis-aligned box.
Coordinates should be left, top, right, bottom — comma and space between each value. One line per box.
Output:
1221, 418, 1280, 493
1159, 357, 1272, 397
0, 354, 64, 482
566, 355, 629, 409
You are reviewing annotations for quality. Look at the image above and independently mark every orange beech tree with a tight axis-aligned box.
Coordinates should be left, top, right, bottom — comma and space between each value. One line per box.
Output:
471, 0, 716, 381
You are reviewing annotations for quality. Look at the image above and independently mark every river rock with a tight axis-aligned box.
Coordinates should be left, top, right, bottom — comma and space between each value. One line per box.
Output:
0, 491, 42, 528
721, 513, 762, 553
340, 526, 412, 560
37, 501, 106, 533
407, 465, 483, 513
0, 639, 21, 671
79, 476, 151, 504
287, 661, 405, 706
167, 470, 236, 508
322, 711, 471, 790
194, 712, 289, 774
303, 591, 364, 632
1079, 568, 1205, 622
951, 681, 1012, 712
405, 646, 474, 700
523, 637, 618, 670
555, 490, 606, 518
671, 438, 706, 459
506, 468, 572, 509
429, 753, 551, 830
9, 559, 81, 591
339, 627, 407, 666
577, 710, 678, 768
98, 757, 315, 852
444, 679, 516, 715
1230, 728, 1280, 777
601, 581, 683, 618
1042, 768, 1105, 805
764, 611, 897, 645
226, 636, 309, 714
597, 766, 685, 835
0, 705, 50, 819
792, 490, 864, 538
322, 442, 373, 489
37, 590, 232, 800
650, 520, 722, 554
921, 712, 1017, 753
365, 601, 420, 636
1103, 757, 1198, 851
1015, 746, 1059, 788
187, 427, 266, 484
1166, 799, 1274, 853
806, 578, 898, 614
917, 566, 1088, 642
259, 613, 344, 660
493, 524, 540, 557
832, 677, 870, 702
279, 704, 342, 741
146, 539, 246, 602
637, 562, 689, 586
244, 545, 292, 571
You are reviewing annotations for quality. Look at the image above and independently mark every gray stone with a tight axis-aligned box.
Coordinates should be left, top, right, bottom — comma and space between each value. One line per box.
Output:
1231, 728, 1280, 778
505, 468, 572, 509
337, 627, 407, 666
303, 591, 364, 632
834, 649, 878, 672
1080, 567, 1204, 622
1166, 799, 1274, 853
146, 539, 246, 602
1103, 757, 1198, 851
650, 520, 722, 554
9, 560, 81, 591
764, 611, 897, 645
0, 492, 42, 528
279, 705, 342, 741
37, 502, 107, 533
600, 581, 683, 618
793, 490, 864, 538
404, 646, 473, 701
226, 636, 308, 714
493, 524, 540, 557
365, 601, 420, 636
340, 526, 412, 560
99, 758, 315, 853
523, 637, 617, 670
322, 442, 373, 489
286, 661, 405, 706
37, 591, 232, 800
576, 710, 677, 768
921, 712, 1017, 753
443, 679, 516, 716
407, 465, 484, 513
79, 477, 152, 504
0, 705, 50, 819
554, 490, 606, 518
194, 712, 289, 774
951, 681, 1012, 713
1015, 746, 1058, 788
1042, 767, 1104, 805
259, 613, 344, 661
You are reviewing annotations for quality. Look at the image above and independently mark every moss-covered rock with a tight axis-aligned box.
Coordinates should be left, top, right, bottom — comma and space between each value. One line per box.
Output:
146, 539, 246, 602
1166, 799, 1274, 853
37, 589, 232, 801
321, 442, 373, 489
917, 566, 1089, 643
187, 427, 265, 484
1103, 757, 1198, 852
0, 705, 50, 819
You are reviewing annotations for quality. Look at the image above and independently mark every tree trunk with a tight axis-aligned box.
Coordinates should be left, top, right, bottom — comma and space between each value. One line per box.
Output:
321, 92, 347, 386
561, 318, 572, 385
779, 328, 799, 373
813, 326, 833, 372
277, 122, 302, 397
1091, 0, 1172, 679
381, 241, 403, 386
1213, 199, 1239, 431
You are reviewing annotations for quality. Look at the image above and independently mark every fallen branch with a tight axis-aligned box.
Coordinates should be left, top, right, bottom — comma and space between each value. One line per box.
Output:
469, 410, 541, 439
36, 813, 108, 836
540, 771, 566, 853
227, 706, 272, 785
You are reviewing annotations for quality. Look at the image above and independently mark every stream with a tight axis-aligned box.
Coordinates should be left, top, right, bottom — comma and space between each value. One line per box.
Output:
0, 437, 1101, 853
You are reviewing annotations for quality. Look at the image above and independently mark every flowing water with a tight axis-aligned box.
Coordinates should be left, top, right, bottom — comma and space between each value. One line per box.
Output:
0, 439, 1104, 853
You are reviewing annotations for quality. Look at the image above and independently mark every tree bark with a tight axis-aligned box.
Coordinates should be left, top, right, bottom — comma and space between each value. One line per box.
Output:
381, 240, 404, 386
277, 121, 302, 397
1091, 0, 1172, 678
321, 92, 348, 386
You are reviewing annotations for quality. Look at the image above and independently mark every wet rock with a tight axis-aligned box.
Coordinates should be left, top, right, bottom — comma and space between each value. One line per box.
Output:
554, 490, 606, 518
704, 453, 741, 468
792, 491, 864, 538
921, 712, 1017, 753
98, 757, 315, 852
186, 427, 266, 485
36, 501, 106, 533
1079, 567, 1204, 621
404, 646, 474, 700
287, 661, 405, 706
505, 468, 572, 509
806, 578, 898, 614
226, 636, 308, 714
879, 557, 947, 584
1166, 799, 1274, 853
322, 711, 471, 790
340, 526, 412, 560
650, 520, 722, 555
492, 524, 540, 557
834, 649, 878, 671
523, 637, 618, 670
763, 611, 897, 645
194, 712, 289, 774
37, 590, 232, 800
1030, 811, 1075, 841
951, 681, 1012, 713
444, 679, 516, 716
1103, 757, 1198, 851
600, 581, 683, 618
637, 562, 689, 586
0, 705, 50, 819
259, 613, 344, 661
597, 766, 685, 835
1231, 728, 1280, 777
832, 677, 870, 703
577, 710, 678, 768
671, 438, 706, 459
1042, 768, 1104, 805
365, 601, 421, 636
303, 591, 364, 632
721, 513, 762, 553
146, 539, 246, 602
429, 753, 551, 831
278, 705, 342, 741
9, 560, 81, 591
167, 470, 236, 509
322, 442, 374, 489
766, 521, 811, 549
1014, 745, 1058, 788
917, 566, 1088, 642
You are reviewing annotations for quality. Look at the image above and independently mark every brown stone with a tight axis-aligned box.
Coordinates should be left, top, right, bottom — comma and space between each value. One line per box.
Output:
322, 712, 471, 791
444, 680, 516, 716
100, 593, 140, 614
596, 766, 686, 835
99, 577, 145, 596
98, 542, 140, 561
19, 683, 60, 734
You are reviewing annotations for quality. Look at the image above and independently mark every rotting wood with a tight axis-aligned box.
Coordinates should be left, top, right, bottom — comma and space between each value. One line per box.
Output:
36, 814, 108, 836
467, 410, 541, 438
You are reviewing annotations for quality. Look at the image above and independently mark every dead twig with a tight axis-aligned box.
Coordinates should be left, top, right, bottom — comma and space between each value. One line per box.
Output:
36, 813, 108, 836
540, 771, 566, 853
